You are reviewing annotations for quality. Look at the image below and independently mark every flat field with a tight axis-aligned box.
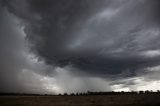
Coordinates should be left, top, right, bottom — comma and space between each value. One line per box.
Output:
0, 94, 160, 106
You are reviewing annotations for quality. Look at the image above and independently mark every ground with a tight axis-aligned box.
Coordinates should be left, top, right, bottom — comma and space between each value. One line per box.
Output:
0, 94, 160, 106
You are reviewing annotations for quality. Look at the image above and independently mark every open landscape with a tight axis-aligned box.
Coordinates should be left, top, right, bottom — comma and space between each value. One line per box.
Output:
0, 92, 160, 106
1, 0, 160, 106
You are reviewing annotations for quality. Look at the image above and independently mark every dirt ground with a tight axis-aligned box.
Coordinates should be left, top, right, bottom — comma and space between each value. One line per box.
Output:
0, 94, 160, 106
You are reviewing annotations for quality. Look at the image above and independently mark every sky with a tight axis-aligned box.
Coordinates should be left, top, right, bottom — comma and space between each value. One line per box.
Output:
0, 0, 160, 94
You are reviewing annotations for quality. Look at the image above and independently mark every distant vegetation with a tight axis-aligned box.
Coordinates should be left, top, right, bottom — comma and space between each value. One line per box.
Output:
59, 90, 160, 96
1, 90, 160, 96
0, 91, 160, 106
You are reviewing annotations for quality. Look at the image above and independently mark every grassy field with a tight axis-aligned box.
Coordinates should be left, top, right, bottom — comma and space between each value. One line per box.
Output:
0, 94, 160, 106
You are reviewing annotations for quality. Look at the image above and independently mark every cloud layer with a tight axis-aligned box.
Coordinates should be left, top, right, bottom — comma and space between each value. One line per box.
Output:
1, 0, 160, 93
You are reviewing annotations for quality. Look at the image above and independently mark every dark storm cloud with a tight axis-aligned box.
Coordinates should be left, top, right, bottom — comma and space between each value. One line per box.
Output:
0, 5, 26, 92
0, 3, 54, 93
3, 0, 160, 77
2, 0, 160, 93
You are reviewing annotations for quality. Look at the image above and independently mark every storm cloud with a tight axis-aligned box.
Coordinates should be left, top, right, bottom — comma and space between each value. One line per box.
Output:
1, 0, 160, 93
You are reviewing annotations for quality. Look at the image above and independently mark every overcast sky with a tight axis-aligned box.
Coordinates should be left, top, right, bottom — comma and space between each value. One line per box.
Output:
0, 0, 160, 94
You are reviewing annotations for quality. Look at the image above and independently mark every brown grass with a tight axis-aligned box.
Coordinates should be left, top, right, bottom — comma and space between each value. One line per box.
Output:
0, 94, 160, 106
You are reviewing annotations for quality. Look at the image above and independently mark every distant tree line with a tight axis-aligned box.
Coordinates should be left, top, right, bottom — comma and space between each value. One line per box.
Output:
0, 92, 45, 96
0, 90, 160, 96
59, 90, 160, 96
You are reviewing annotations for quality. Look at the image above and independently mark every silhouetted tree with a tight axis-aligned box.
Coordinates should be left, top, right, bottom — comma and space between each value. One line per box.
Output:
64, 93, 68, 96
139, 91, 144, 94
70, 93, 75, 96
